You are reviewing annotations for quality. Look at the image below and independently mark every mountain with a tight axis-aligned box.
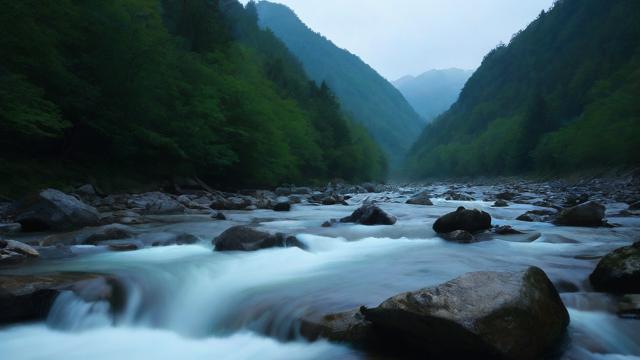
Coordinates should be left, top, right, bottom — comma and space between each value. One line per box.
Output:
393, 68, 473, 122
255, 1, 424, 165
0, 0, 386, 195
405, 0, 640, 178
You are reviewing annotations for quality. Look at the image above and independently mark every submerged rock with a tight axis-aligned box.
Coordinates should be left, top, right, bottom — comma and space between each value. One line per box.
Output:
211, 212, 227, 220
554, 201, 605, 227
300, 308, 377, 346
340, 205, 397, 226
441, 230, 476, 243
11, 189, 100, 231
213, 226, 305, 251
493, 199, 509, 207
493, 225, 524, 235
362, 267, 569, 360
406, 192, 433, 206
432, 207, 491, 234
590, 242, 640, 294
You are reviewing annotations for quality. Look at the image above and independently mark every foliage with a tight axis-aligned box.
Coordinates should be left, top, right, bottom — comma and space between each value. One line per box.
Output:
0, 0, 386, 194
405, 0, 640, 178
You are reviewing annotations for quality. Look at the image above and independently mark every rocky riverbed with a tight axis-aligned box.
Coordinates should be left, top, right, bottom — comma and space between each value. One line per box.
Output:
1, 176, 640, 359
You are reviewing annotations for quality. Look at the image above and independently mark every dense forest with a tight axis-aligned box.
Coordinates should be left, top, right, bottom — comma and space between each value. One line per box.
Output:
0, 0, 387, 196
256, 1, 424, 165
393, 69, 473, 122
405, 0, 640, 178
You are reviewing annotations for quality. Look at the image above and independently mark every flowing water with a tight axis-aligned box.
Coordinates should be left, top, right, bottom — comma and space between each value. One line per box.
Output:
1, 188, 639, 359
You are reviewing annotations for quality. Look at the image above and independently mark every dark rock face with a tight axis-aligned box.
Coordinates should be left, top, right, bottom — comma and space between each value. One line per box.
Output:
362, 267, 569, 360
0, 273, 123, 324
300, 308, 377, 346
516, 209, 557, 223
11, 189, 100, 232
441, 230, 476, 243
590, 242, 640, 294
406, 192, 433, 206
340, 205, 397, 226
273, 197, 291, 212
554, 201, 605, 227
213, 226, 305, 251
433, 207, 491, 234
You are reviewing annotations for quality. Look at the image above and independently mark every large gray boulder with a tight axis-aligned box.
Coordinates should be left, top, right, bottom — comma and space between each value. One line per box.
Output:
340, 205, 397, 226
554, 201, 605, 227
12, 189, 100, 231
433, 207, 491, 234
213, 226, 305, 252
590, 242, 640, 294
362, 267, 569, 359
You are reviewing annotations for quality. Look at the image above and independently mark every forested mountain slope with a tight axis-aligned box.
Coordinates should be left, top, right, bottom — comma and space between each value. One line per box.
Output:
393, 68, 473, 122
405, 0, 640, 178
0, 0, 386, 195
256, 1, 424, 165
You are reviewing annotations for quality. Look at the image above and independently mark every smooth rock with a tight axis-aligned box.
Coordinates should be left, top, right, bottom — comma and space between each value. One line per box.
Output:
432, 207, 491, 234
554, 201, 605, 227
340, 205, 397, 226
362, 267, 569, 360
11, 189, 100, 231
213, 226, 305, 251
590, 242, 640, 294
406, 192, 433, 206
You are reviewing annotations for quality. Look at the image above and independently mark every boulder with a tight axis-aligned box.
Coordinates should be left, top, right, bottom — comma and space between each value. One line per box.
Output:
432, 207, 491, 234
11, 189, 100, 231
442, 191, 475, 201
362, 267, 569, 360
340, 205, 397, 226
300, 308, 377, 346
406, 192, 433, 206
564, 193, 589, 207
493, 200, 509, 207
0, 239, 40, 266
589, 242, 640, 294
273, 197, 291, 212
495, 192, 517, 201
554, 201, 605, 227
82, 224, 135, 245
213, 226, 306, 252
0, 273, 124, 324
441, 230, 476, 243
516, 209, 557, 223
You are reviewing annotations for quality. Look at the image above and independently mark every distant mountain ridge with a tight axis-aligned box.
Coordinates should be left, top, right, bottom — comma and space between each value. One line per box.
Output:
393, 68, 473, 122
405, 0, 640, 178
256, 1, 424, 165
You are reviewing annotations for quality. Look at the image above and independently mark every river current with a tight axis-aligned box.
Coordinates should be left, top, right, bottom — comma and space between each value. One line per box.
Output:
1, 187, 639, 359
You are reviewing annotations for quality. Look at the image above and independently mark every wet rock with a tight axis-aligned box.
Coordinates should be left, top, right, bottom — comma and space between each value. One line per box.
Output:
82, 224, 135, 245
300, 308, 377, 346
212, 212, 227, 220
0, 222, 21, 235
362, 267, 569, 360
629, 201, 640, 211
362, 183, 382, 193
0, 273, 122, 324
564, 193, 590, 207
107, 242, 140, 252
213, 226, 306, 252
322, 219, 338, 228
0, 239, 40, 266
554, 201, 605, 227
11, 189, 100, 232
516, 209, 557, 223
136, 232, 199, 247
495, 191, 517, 201
340, 205, 397, 226
441, 230, 476, 243
589, 242, 640, 294
553, 280, 580, 293
128, 192, 185, 215
493, 199, 509, 207
273, 197, 291, 212
432, 207, 491, 234
617, 295, 640, 319
406, 192, 433, 206
442, 191, 475, 201
493, 225, 524, 235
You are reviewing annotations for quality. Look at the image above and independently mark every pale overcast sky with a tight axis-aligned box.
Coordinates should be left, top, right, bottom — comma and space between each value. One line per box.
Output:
245, 0, 556, 80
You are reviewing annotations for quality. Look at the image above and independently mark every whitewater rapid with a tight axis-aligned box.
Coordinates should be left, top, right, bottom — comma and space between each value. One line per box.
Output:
1, 190, 639, 360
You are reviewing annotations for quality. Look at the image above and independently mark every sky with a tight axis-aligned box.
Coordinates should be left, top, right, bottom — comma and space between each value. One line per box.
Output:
245, 0, 556, 80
